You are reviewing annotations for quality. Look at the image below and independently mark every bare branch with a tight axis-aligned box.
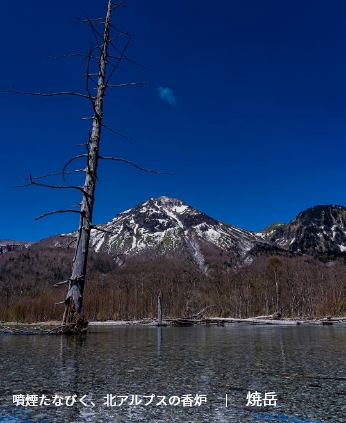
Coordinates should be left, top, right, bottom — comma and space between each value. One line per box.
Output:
80, 20, 131, 37
88, 44, 103, 53
75, 44, 103, 67
101, 61, 127, 73
87, 75, 99, 88
106, 54, 122, 59
62, 154, 88, 181
85, 133, 92, 178
13, 175, 87, 195
85, 43, 98, 116
81, 118, 132, 139
104, 58, 127, 72
101, 122, 133, 139
111, 1, 127, 11
35, 209, 82, 221
83, 71, 101, 86
80, 17, 105, 21
76, 17, 104, 55
91, 225, 115, 235
0, 88, 93, 100
98, 155, 174, 175
18, 169, 85, 181
53, 280, 71, 287
74, 142, 89, 147
48, 53, 99, 60
106, 81, 149, 89
108, 36, 147, 69
106, 36, 132, 85
84, 14, 105, 41
108, 30, 131, 41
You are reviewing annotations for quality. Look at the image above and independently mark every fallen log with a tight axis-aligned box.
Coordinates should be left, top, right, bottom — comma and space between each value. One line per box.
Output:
252, 312, 282, 320
164, 317, 301, 326
321, 316, 346, 322
202, 317, 299, 325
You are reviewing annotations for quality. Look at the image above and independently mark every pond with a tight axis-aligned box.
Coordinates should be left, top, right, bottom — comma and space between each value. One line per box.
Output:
0, 324, 345, 423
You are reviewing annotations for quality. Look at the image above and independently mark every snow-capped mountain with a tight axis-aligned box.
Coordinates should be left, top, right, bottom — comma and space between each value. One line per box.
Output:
67, 196, 264, 268
7, 201, 346, 265
257, 204, 346, 257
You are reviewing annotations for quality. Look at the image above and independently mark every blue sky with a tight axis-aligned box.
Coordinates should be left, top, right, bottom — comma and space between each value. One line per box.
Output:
2, 0, 346, 241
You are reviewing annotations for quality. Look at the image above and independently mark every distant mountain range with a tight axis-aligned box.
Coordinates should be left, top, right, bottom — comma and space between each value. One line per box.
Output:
256, 204, 346, 260
4, 198, 346, 265
0, 240, 32, 255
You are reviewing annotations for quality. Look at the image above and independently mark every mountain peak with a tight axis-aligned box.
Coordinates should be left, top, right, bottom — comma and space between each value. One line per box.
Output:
262, 204, 346, 257
296, 204, 346, 222
72, 197, 261, 269
150, 196, 186, 208
157, 195, 178, 202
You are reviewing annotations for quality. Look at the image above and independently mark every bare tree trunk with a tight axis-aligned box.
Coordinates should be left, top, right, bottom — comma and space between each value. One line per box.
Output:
157, 291, 163, 326
274, 269, 279, 312
63, 0, 113, 327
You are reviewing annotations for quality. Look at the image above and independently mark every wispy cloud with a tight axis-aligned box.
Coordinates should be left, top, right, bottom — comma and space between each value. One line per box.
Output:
158, 86, 177, 106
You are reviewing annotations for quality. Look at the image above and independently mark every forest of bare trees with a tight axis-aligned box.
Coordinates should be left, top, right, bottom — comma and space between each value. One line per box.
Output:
1, 249, 345, 323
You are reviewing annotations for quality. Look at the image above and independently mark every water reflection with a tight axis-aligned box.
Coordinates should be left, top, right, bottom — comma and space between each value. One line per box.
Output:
0, 325, 345, 422
157, 327, 162, 357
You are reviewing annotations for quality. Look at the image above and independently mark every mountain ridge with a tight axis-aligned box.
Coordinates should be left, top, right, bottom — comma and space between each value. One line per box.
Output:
5, 198, 346, 264
259, 204, 346, 259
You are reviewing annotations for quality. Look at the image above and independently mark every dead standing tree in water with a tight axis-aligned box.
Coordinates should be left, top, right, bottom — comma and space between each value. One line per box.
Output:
2, 0, 170, 332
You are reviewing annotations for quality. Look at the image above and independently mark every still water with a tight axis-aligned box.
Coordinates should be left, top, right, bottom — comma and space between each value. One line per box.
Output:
0, 325, 345, 423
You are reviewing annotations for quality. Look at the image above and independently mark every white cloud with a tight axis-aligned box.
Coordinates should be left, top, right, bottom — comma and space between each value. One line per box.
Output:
158, 86, 177, 106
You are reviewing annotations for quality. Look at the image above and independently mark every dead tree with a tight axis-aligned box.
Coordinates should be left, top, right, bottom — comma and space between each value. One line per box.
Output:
2, 0, 171, 331
157, 291, 163, 326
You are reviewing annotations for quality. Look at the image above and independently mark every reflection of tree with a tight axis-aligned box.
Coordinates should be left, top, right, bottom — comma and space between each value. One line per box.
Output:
58, 334, 92, 421
157, 327, 163, 357
279, 329, 287, 373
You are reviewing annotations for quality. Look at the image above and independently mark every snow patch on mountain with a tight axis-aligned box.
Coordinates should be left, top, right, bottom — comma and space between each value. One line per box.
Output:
161, 206, 182, 225
172, 205, 188, 213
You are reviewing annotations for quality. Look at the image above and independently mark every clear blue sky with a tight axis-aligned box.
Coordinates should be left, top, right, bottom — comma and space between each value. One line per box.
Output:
2, 0, 346, 241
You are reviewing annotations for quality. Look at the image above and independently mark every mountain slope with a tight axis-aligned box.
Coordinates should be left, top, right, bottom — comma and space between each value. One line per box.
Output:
258, 204, 346, 257
0, 240, 32, 255
64, 196, 263, 269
